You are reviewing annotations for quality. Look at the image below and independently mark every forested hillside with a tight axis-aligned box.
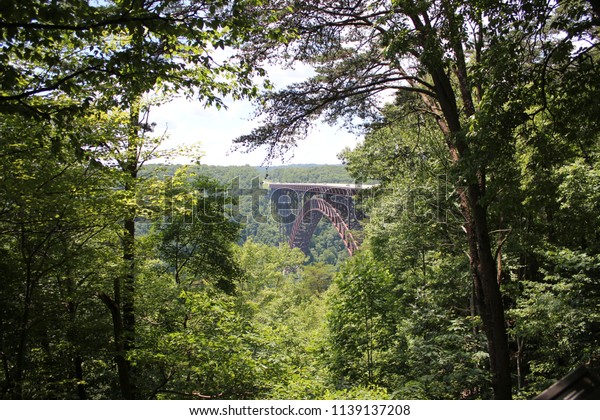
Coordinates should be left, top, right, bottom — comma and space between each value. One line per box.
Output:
143, 163, 355, 264
1, 0, 599, 401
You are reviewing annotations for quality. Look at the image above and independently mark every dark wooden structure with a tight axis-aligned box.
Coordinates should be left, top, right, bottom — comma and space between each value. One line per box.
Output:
535, 366, 600, 400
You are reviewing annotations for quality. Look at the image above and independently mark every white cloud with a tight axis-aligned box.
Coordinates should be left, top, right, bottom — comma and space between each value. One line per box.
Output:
150, 64, 362, 166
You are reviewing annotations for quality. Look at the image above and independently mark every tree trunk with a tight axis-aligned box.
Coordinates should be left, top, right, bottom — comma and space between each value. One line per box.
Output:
74, 356, 87, 400
112, 102, 141, 399
122, 215, 136, 353
66, 294, 87, 400
13, 244, 34, 399
98, 292, 133, 399
416, 27, 513, 396
467, 188, 512, 399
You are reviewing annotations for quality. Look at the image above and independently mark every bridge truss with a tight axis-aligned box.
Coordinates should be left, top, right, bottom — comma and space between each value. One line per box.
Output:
268, 183, 372, 256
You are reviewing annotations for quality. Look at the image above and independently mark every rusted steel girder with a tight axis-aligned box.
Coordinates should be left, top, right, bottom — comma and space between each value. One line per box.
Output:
289, 196, 359, 256
268, 183, 370, 256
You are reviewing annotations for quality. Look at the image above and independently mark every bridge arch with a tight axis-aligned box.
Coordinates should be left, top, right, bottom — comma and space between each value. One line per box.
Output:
289, 196, 359, 256
268, 182, 371, 257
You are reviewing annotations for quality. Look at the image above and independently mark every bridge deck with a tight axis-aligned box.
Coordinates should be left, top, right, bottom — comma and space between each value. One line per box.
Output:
266, 182, 376, 195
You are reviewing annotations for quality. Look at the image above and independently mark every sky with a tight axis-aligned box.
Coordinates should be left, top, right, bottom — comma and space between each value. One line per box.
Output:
151, 64, 362, 167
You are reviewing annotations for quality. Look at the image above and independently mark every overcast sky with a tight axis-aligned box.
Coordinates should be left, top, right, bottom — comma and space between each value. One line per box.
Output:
151, 64, 362, 166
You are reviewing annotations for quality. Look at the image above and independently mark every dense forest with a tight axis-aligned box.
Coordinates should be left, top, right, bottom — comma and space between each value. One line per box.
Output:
144, 163, 355, 264
1, 0, 599, 401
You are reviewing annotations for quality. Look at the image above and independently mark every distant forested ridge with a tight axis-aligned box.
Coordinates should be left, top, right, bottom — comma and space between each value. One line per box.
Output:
145, 163, 357, 185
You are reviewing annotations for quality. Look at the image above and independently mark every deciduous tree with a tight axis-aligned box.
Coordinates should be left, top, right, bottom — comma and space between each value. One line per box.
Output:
233, 0, 600, 398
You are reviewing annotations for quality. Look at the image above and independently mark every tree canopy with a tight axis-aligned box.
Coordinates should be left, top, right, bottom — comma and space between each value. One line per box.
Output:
232, 0, 600, 399
0, 0, 268, 118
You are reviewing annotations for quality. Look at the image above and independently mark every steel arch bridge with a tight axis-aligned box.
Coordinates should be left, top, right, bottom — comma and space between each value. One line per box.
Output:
267, 182, 373, 256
